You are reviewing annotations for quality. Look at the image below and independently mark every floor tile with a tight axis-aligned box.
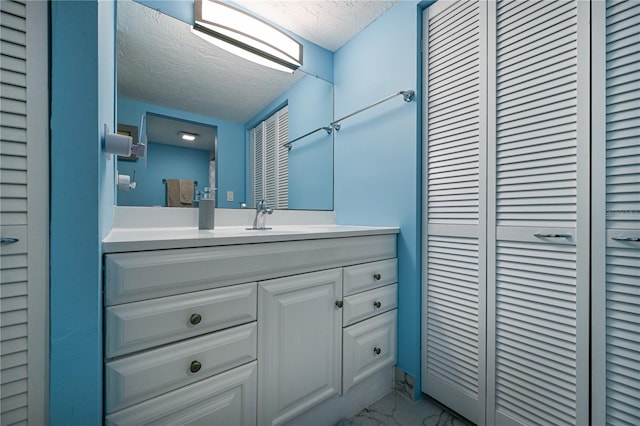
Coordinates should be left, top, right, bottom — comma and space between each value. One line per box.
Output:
341, 391, 473, 426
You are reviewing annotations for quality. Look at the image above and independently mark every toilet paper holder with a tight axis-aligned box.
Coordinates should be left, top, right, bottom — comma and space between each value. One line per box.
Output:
117, 172, 136, 192
104, 123, 147, 159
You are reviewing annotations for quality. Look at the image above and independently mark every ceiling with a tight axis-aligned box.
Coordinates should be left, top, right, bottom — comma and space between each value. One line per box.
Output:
235, 1, 399, 52
117, 0, 398, 133
146, 114, 217, 151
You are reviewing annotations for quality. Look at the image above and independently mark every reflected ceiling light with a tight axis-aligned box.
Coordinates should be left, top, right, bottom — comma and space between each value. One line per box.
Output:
191, 0, 303, 73
179, 131, 198, 141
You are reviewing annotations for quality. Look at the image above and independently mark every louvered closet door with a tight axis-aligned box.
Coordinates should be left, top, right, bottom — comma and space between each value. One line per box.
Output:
486, 1, 590, 425
592, 1, 640, 424
0, 0, 48, 424
252, 106, 288, 209
252, 124, 264, 206
421, 1, 487, 424
275, 106, 288, 209
264, 114, 278, 206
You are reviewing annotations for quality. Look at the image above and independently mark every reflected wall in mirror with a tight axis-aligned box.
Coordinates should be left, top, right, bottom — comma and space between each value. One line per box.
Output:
115, 0, 334, 210
117, 113, 217, 207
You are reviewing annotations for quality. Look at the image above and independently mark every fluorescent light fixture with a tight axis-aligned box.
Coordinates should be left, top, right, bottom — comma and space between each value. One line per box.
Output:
180, 132, 197, 141
192, 0, 303, 73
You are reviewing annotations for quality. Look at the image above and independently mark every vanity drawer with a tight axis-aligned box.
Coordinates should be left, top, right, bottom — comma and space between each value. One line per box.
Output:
105, 322, 257, 414
106, 283, 257, 357
343, 258, 397, 296
342, 284, 397, 327
342, 310, 397, 393
106, 361, 257, 426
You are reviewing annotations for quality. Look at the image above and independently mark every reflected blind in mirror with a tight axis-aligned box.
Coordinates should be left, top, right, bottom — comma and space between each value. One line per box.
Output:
251, 105, 289, 209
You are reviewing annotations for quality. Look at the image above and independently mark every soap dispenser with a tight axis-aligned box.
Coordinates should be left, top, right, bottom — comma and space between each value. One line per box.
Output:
198, 187, 216, 230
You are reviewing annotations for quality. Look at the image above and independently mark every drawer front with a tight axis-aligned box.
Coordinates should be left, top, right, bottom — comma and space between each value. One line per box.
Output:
105, 234, 396, 305
106, 283, 257, 357
343, 259, 397, 296
342, 310, 397, 393
105, 322, 257, 413
343, 284, 397, 327
106, 361, 257, 426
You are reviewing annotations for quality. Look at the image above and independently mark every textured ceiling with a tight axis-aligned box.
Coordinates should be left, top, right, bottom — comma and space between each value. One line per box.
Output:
117, 0, 398, 125
235, 1, 398, 52
117, 0, 304, 124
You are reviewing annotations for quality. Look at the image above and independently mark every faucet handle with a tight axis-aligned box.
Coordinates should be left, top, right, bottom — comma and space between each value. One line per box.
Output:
265, 208, 273, 215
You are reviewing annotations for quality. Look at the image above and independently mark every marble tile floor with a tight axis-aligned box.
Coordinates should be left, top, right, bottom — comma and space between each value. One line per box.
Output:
336, 391, 474, 426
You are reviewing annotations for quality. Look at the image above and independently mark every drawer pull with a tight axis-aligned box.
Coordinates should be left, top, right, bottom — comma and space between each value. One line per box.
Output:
373, 347, 382, 355
373, 273, 381, 281
373, 301, 382, 309
189, 313, 202, 325
189, 360, 202, 373
335, 300, 343, 308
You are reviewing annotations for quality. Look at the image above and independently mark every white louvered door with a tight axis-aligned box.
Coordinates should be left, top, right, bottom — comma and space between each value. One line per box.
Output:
0, 0, 48, 424
250, 105, 288, 209
592, 1, 640, 425
251, 124, 264, 207
486, 1, 590, 425
421, 1, 487, 424
275, 106, 288, 209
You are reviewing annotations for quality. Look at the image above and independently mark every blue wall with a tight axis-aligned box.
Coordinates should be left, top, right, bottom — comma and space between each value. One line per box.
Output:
117, 142, 210, 207
50, 0, 115, 422
117, 97, 245, 208
247, 75, 334, 210
333, 1, 423, 399
48, 2, 426, 422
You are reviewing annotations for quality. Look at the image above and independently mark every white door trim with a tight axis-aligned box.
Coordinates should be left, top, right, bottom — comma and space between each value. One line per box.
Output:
25, 0, 50, 423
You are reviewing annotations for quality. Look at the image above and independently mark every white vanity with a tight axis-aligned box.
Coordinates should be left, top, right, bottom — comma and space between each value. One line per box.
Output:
102, 217, 399, 426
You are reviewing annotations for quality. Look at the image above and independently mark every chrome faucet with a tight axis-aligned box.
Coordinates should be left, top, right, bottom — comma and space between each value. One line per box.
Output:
248, 199, 273, 230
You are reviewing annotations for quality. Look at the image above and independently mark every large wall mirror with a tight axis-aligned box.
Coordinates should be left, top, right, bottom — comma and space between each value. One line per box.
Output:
115, 0, 334, 210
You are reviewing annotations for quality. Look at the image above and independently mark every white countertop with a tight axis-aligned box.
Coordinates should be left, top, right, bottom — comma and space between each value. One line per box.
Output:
103, 225, 400, 253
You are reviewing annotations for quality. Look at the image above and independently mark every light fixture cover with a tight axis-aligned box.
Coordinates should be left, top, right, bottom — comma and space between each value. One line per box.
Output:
179, 131, 197, 141
193, 0, 303, 73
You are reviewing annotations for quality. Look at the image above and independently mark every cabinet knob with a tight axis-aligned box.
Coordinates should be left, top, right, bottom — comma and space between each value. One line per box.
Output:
190, 360, 202, 373
373, 301, 382, 309
335, 300, 343, 308
373, 273, 381, 281
373, 347, 382, 355
189, 313, 202, 325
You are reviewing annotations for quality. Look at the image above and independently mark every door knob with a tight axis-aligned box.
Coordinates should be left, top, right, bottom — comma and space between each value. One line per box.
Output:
335, 300, 343, 308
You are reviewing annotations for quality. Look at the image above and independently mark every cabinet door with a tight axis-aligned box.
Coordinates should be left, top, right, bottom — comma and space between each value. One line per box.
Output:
257, 269, 343, 426
106, 361, 257, 426
421, 1, 487, 424
592, 1, 640, 424
487, 1, 590, 425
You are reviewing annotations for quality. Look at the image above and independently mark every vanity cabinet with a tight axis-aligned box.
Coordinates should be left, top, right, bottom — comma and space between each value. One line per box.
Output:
103, 232, 397, 426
